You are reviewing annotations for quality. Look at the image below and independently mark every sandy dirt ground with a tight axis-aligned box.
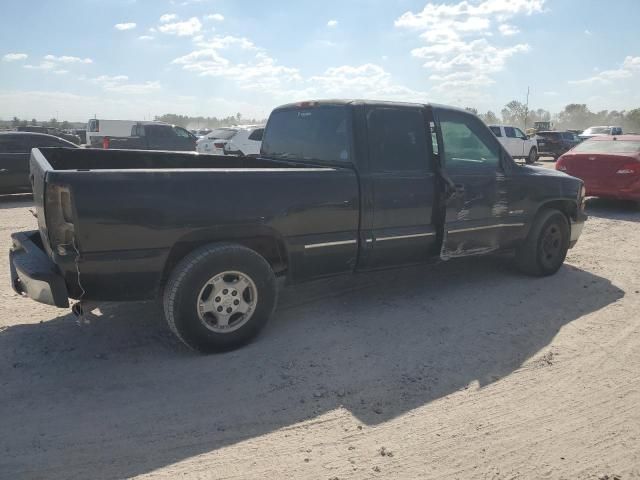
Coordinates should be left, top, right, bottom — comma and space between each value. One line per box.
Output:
1, 171, 639, 479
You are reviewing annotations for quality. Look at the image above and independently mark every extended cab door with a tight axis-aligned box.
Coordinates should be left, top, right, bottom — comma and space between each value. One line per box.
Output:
358, 105, 438, 269
434, 108, 520, 258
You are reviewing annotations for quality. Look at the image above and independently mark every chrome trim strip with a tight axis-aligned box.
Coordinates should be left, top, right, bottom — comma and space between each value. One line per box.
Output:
376, 232, 436, 242
448, 223, 525, 234
304, 239, 357, 250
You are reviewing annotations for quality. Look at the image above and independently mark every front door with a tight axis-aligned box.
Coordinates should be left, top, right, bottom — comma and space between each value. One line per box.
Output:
434, 109, 518, 258
359, 105, 438, 269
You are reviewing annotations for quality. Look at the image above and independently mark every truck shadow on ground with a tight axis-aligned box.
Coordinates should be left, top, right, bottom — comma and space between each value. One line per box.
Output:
0, 255, 624, 479
585, 197, 640, 222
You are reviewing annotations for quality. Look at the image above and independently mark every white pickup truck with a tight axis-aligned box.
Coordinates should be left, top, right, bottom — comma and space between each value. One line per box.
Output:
489, 124, 538, 164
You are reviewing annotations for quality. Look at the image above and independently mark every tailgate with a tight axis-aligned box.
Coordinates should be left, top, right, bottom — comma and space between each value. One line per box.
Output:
29, 148, 54, 256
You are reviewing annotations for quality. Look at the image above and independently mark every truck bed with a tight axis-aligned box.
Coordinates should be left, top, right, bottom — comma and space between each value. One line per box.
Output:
29, 147, 360, 301
39, 147, 301, 170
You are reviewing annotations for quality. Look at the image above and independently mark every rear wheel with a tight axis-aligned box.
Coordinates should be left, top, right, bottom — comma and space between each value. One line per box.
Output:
163, 243, 277, 353
526, 147, 538, 164
515, 209, 570, 276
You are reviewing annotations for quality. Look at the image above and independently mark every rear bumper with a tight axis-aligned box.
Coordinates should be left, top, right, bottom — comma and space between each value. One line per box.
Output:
9, 231, 69, 308
569, 212, 587, 249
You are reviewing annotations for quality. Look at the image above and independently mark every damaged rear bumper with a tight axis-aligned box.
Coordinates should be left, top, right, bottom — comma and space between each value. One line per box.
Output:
569, 212, 587, 249
9, 230, 69, 307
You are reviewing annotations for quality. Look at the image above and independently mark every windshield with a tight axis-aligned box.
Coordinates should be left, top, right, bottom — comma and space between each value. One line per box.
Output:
261, 105, 351, 163
572, 140, 640, 154
583, 127, 611, 135
207, 128, 237, 140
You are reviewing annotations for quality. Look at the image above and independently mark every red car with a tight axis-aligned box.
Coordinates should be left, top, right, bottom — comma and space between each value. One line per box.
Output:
556, 135, 640, 201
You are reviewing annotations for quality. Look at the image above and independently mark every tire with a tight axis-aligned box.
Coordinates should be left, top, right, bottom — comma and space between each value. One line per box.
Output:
526, 147, 538, 164
163, 243, 277, 353
515, 209, 570, 276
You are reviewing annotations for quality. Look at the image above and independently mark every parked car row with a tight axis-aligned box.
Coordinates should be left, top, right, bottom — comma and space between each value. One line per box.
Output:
196, 125, 264, 156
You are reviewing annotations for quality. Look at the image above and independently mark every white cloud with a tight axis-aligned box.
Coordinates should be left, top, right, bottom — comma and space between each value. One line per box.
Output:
24, 61, 56, 70
3, 53, 28, 62
584, 29, 592, 35
395, 0, 544, 101
498, 23, 520, 36
568, 56, 640, 85
204, 13, 224, 22
160, 13, 178, 23
90, 75, 161, 94
158, 17, 202, 36
327, 19, 338, 27
543, 91, 558, 96
53, 69, 69, 75
44, 55, 93, 64
114, 22, 137, 31
309, 64, 426, 101
138, 35, 154, 41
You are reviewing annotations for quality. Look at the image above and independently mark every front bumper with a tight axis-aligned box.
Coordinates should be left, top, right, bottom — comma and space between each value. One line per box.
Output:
569, 212, 587, 249
9, 231, 69, 307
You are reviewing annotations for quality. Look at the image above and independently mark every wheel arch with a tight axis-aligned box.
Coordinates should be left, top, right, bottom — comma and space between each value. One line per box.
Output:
160, 226, 289, 288
535, 198, 578, 223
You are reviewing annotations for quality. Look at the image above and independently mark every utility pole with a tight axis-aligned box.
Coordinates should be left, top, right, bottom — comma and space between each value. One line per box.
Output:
524, 86, 530, 131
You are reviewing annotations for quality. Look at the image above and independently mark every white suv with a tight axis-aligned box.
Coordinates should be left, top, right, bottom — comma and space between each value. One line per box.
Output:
488, 125, 538, 164
196, 125, 265, 156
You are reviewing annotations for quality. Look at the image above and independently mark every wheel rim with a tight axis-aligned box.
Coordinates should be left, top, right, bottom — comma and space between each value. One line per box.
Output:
540, 223, 563, 268
196, 271, 258, 333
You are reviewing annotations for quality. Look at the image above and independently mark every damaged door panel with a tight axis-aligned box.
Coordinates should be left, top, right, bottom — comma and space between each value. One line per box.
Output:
433, 107, 520, 259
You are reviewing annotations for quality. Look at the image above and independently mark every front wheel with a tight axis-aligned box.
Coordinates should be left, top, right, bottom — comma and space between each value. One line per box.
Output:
515, 209, 570, 276
526, 147, 538, 164
163, 243, 277, 353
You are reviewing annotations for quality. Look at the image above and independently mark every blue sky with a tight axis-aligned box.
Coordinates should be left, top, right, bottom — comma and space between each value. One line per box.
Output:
1, 0, 639, 122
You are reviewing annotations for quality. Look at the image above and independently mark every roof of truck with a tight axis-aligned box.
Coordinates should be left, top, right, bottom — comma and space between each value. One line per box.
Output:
274, 99, 473, 115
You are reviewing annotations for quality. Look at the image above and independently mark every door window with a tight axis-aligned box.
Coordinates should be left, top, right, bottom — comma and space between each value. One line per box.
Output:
0, 135, 29, 153
367, 107, 431, 172
248, 128, 264, 141
438, 111, 501, 173
174, 127, 192, 138
514, 127, 526, 139
504, 127, 517, 138
489, 126, 502, 137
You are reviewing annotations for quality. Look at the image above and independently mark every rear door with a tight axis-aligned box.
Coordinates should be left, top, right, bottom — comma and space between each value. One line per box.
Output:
434, 108, 516, 258
359, 105, 438, 269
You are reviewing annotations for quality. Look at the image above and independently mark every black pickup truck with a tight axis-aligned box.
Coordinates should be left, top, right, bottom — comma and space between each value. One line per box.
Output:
97, 122, 196, 151
10, 100, 586, 353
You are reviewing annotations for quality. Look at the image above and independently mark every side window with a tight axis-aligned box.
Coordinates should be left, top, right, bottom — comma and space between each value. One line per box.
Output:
438, 111, 501, 173
489, 126, 502, 137
514, 127, 526, 138
367, 107, 431, 172
504, 127, 517, 138
174, 127, 191, 138
248, 128, 264, 141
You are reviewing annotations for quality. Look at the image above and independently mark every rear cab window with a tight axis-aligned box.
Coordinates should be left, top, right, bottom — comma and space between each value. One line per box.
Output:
261, 105, 351, 163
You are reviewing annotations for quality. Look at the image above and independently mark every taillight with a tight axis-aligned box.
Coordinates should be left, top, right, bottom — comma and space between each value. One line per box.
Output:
616, 163, 639, 175
45, 184, 76, 255
214, 142, 225, 148
556, 158, 567, 171
103, 136, 110, 149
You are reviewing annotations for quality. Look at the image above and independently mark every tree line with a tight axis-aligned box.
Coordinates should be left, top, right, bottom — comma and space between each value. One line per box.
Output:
467, 102, 640, 132
154, 112, 266, 130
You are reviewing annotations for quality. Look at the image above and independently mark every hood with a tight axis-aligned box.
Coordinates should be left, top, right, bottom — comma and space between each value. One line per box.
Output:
519, 165, 570, 178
